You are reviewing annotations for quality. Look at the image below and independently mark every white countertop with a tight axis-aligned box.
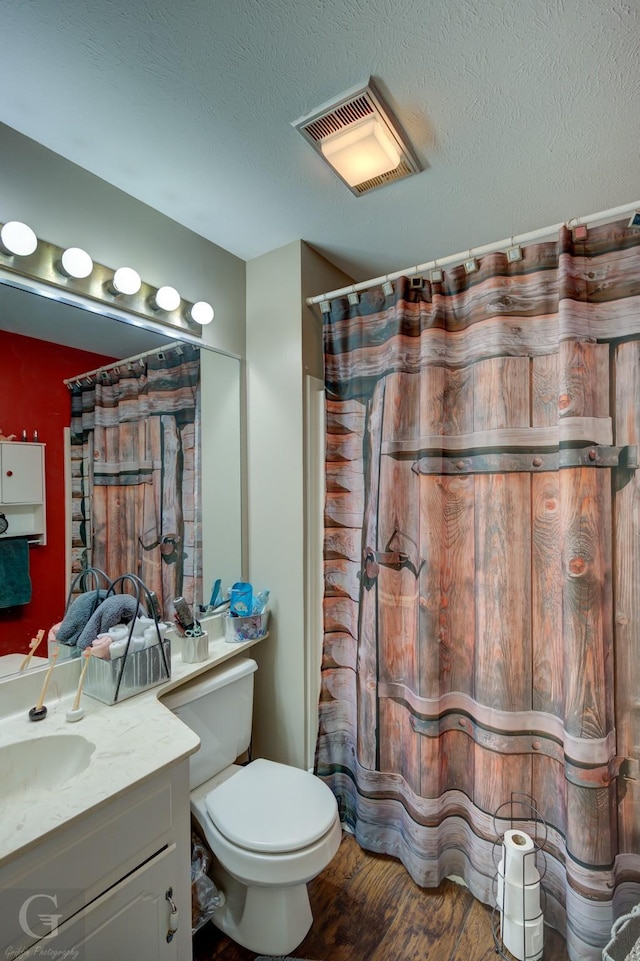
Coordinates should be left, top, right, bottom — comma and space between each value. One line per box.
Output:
0, 625, 266, 868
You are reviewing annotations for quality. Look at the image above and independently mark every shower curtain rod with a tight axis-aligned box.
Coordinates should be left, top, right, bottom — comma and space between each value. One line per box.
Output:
306, 199, 640, 307
63, 340, 184, 386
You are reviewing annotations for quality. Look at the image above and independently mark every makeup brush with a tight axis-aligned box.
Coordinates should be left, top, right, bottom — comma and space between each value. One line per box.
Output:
20, 629, 45, 671
66, 649, 93, 722
29, 645, 60, 721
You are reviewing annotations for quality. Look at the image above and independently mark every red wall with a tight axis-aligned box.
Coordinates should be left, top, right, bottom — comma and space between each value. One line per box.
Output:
0, 331, 115, 657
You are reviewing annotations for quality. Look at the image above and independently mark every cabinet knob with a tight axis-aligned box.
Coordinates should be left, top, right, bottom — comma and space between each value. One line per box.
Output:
6, 471, 13, 477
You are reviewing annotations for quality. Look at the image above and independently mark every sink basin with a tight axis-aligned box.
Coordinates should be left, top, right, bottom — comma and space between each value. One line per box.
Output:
0, 734, 95, 803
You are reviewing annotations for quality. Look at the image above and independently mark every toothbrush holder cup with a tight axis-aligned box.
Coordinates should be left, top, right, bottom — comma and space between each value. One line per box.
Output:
182, 631, 210, 663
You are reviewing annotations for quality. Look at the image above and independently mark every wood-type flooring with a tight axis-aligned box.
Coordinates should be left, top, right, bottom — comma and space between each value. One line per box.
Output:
193, 831, 571, 961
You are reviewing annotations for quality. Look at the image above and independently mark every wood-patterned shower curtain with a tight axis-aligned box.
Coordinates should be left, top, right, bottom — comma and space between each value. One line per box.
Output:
317, 220, 640, 960
69, 344, 201, 619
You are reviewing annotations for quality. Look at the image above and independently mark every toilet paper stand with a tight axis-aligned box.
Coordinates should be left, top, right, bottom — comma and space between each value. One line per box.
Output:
490, 793, 548, 961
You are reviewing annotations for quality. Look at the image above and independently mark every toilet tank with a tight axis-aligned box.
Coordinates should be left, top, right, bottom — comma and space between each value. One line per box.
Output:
163, 657, 258, 790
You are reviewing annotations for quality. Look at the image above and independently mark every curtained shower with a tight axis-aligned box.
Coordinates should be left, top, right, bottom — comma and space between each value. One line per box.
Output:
316, 218, 640, 960
69, 343, 201, 619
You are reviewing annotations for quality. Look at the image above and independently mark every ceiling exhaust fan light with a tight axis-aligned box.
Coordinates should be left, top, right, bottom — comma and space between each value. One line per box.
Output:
293, 79, 421, 196
60, 247, 93, 279
1, 221, 38, 257
321, 117, 400, 187
190, 301, 214, 325
112, 267, 142, 296
154, 286, 181, 312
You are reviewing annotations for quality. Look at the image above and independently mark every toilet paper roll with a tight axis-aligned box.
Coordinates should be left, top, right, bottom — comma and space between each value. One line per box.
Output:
503, 829, 539, 885
502, 913, 544, 961
497, 862, 541, 919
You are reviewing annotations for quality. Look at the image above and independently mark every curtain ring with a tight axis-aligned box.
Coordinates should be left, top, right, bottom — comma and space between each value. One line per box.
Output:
430, 260, 444, 284
464, 249, 479, 274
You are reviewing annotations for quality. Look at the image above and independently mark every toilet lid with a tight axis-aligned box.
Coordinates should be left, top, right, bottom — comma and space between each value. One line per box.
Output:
205, 758, 338, 853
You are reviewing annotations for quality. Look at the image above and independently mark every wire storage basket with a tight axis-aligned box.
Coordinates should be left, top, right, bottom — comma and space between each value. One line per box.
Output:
603, 906, 640, 961
83, 572, 171, 704
491, 793, 548, 961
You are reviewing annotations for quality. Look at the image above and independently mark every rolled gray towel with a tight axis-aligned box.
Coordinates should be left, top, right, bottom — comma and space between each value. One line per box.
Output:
77, 594, 147, 651
57, 590, 108, 646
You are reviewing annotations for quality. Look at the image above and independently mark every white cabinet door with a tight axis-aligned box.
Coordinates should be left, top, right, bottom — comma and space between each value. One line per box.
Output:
19, 845, 183, 961
1, 443, 44, 504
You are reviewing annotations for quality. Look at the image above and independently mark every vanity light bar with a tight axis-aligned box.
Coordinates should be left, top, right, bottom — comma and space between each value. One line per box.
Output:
0, 222, 215, 335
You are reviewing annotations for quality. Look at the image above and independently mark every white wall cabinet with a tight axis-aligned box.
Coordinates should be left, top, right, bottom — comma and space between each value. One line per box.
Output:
0, 441, 46, 543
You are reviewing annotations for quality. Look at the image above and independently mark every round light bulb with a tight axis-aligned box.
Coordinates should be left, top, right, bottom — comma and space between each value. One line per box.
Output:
0, 221, 38, 257
60, 247, 93, 279
190, 301, 214, 325
154, 285, 181, 312
112, 267, 141, 296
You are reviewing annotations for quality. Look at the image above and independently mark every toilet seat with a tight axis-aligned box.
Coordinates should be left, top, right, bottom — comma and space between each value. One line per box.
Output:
205, 758, 338, 853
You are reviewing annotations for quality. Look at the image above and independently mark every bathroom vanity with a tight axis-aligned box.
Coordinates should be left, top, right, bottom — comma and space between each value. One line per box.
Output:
0, 622, 265, 959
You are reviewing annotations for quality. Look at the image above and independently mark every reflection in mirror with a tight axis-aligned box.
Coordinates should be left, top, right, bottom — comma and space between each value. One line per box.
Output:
0, 280, 241, 676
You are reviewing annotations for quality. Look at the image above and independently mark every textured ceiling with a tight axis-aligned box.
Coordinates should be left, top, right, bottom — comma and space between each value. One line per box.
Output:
1, 0, 639, 284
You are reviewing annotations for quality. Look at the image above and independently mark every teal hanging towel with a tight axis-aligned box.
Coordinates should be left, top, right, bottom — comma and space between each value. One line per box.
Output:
0, 539, 32, 609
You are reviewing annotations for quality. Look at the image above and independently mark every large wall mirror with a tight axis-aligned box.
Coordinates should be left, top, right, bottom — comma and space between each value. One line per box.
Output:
0, 273, 242, 675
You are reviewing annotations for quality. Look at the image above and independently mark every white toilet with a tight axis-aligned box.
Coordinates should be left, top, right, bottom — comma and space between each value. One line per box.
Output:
163, 656, 342, 955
